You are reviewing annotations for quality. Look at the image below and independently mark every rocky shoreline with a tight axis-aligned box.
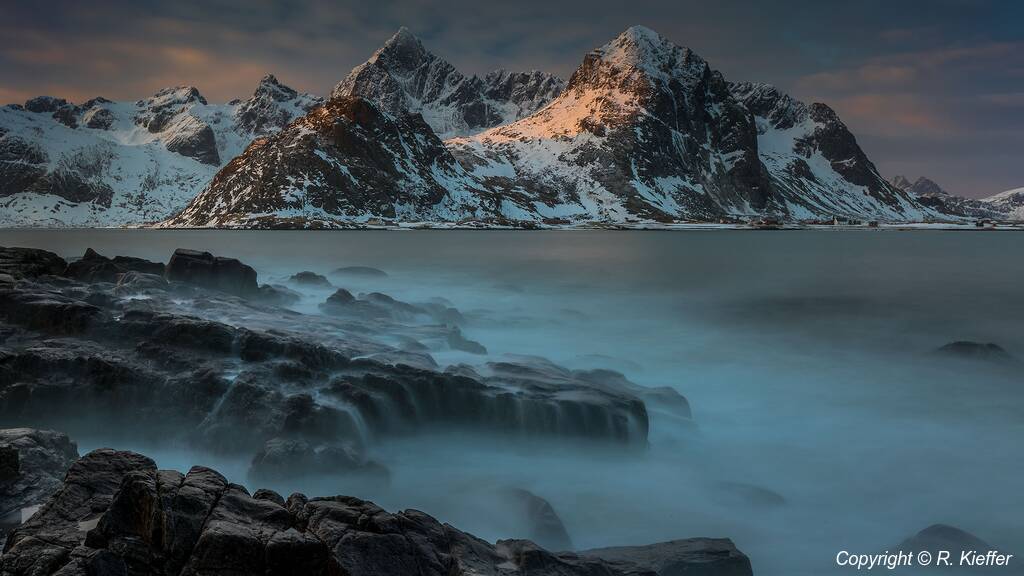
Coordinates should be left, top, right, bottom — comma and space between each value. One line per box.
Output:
0, 437, 753, 576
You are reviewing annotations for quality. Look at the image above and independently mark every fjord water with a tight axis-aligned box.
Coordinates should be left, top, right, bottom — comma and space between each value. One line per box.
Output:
4, 229, 1022, 575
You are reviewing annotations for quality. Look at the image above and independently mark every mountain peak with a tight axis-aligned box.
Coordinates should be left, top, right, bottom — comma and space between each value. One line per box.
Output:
372, 26, 428, 66
253, 73, 299, 102
573, 25, 704, 88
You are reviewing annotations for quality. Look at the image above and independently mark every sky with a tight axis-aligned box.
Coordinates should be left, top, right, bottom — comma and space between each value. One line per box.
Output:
1, 0, 1021, 198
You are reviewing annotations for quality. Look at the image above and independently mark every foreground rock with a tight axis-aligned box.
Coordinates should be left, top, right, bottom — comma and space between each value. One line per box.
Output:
0, 449, 752, 576
1, 246, 657, 476
164, 248, 258, 297
0, 429, 78, 536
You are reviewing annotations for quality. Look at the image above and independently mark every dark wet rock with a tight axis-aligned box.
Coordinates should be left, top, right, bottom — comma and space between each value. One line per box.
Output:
256, 283, 301, 306
577, 538, 753, 576
248, 437, 387, 483
500, 488, 573, 551
331, 265, 388, 278
164, 248, 258, 297
447, 326, 487, 354
64, 249, 125, 283
934, 341, 1013, 363
0, 429, 78, 523
0, 289, 101, 334
113, 271, 168, 294
110, 255, 165, 276
288, 271, 331, 287
1, 449, 749, 576
575, 369, 691, 420
0, 247, 67, 279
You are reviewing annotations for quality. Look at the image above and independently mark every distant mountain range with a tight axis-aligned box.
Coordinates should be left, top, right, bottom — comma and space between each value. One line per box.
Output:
889, 175, 1019, 220
2, 26, 1019, 228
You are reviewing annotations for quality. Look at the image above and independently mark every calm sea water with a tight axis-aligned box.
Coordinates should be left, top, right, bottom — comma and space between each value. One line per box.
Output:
3, 229, 1022, 574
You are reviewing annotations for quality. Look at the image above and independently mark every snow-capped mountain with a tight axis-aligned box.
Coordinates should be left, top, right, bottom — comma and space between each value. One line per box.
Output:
452, 27, 926, 223
0, 75, 320, 227
169, 26, 935, 228
980, 187, 1024, 220
164, 96, 490, 228
332, 27, 564, 138
890, 175, 1004, 219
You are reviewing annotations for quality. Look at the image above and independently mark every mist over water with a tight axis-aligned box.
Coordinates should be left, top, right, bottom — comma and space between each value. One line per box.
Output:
5, 229, 1023, 575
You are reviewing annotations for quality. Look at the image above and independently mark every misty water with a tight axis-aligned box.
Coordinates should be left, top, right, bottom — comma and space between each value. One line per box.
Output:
3, 229, 1022, 575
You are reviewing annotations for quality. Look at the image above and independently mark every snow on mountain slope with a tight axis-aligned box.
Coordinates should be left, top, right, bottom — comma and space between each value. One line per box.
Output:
332, 27, 564, 139
449, 26, 929, 223
981, 187, 1024, 219
167, 25, 936, 228
0, 76, 320, 227
163, 96, 494, 228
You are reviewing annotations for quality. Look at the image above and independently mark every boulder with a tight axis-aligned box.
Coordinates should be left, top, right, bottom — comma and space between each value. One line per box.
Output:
164, 249, 258, 297
113, 271, 168, 294
0, 429, 78, 523
288, 271, 332, 287
499, 488, 573, 551
63, 248, 124, 283
578, 538, 754, 576
896, 524, 992, 554
0, 247, 66, 279
256, 284, 301, 306
447, 327, 487, 354
0, 449, 753, 575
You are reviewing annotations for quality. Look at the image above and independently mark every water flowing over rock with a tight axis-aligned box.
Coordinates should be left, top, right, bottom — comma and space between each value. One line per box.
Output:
0, 449, 752, 576
1, 247, 655, 473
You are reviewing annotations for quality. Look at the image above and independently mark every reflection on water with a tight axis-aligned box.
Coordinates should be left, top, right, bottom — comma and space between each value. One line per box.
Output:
5, 229, 1023, 575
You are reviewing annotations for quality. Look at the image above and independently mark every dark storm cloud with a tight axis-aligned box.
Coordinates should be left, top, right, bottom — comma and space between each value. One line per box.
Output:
1, 0, 1020, 197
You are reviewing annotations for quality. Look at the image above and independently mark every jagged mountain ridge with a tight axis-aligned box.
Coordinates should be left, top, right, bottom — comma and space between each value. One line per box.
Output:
980, 186, 1024, 220
890, 175, 1005, 220
172, 25, 936, 228
0, 75, 321, 227
332, 27, 565, 139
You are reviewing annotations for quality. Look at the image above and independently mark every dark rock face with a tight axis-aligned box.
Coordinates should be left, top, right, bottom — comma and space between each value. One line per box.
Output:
164, 248, 258, 297
0, 133, 113, 206
82, 107, 115, 130
0, 449, 752, 576
0, 429, 78, 520
934, 341, 1013, 363
23, 97, 68, 114
333, 28, 564, 139
164, 121, 220, 165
